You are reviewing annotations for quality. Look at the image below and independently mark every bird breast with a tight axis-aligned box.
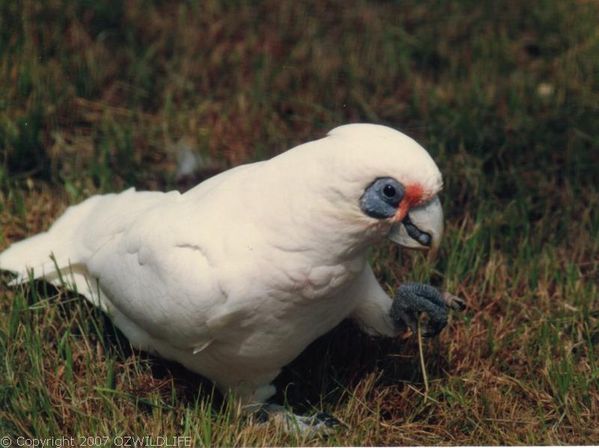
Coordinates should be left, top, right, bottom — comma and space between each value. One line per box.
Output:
298, 259, 365, 299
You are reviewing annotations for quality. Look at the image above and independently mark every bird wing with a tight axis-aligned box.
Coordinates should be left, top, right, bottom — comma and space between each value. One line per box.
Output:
83, 162, 273, 352
83, 195, 240, 354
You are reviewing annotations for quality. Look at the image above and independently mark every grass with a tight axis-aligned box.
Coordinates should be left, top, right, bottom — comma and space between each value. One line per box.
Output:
1, 0, 598, 445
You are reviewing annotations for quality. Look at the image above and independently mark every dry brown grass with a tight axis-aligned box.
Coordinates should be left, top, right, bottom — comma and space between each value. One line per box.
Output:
1, 0, 598, 445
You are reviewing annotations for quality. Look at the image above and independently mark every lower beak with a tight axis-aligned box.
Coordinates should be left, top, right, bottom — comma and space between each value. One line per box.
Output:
387, 196, 444, 254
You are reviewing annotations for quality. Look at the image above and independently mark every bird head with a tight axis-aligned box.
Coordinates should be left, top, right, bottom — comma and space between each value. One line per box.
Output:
314, 124, 444, 255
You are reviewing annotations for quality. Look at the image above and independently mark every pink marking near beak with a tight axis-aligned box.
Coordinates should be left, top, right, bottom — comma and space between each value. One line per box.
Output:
394, 183, 424, 222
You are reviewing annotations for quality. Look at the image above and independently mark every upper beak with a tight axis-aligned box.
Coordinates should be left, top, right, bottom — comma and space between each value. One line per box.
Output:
387, 195, 444, 255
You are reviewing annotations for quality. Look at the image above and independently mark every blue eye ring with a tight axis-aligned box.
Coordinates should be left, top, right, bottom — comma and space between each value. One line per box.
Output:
360, 177, 405, 219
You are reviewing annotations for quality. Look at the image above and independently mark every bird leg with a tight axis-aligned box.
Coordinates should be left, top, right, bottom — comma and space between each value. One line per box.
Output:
390, 283, 466, 337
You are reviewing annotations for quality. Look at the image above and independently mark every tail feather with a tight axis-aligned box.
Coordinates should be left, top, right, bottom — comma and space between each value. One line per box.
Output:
1, 230, 108, 311
1, 188, 165, 310
1, 232, 70, 280
0, 194, 108, 303
0, 191, 121, 280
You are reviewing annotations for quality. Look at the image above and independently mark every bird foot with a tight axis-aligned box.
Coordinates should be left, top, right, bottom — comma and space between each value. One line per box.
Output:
251, 404, 342, 436
390, 283, 466, 337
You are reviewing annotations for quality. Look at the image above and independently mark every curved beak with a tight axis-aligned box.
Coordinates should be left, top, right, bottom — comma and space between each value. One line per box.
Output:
387, 196, 444, 256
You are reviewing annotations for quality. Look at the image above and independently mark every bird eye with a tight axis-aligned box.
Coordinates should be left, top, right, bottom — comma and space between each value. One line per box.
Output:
360, 177, 405, 219
383, 184, 396, 198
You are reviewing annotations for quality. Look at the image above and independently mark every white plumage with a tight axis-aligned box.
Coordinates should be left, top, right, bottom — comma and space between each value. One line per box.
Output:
0, 124, 444, 405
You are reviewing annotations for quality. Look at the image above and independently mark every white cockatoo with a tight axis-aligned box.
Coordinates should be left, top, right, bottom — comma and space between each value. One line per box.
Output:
0, 124, 463, 430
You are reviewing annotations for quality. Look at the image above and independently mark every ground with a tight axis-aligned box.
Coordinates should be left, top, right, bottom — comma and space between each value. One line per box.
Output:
0, 0, 598, 445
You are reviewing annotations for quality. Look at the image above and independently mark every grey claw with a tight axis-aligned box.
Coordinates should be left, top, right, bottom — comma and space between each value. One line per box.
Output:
442, 292, 467, 311
313, 412, 343, 428
393, 308, 418, 334
253, 406, 271, 423
391, 283, 464, 338
252, 404, 343, 436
